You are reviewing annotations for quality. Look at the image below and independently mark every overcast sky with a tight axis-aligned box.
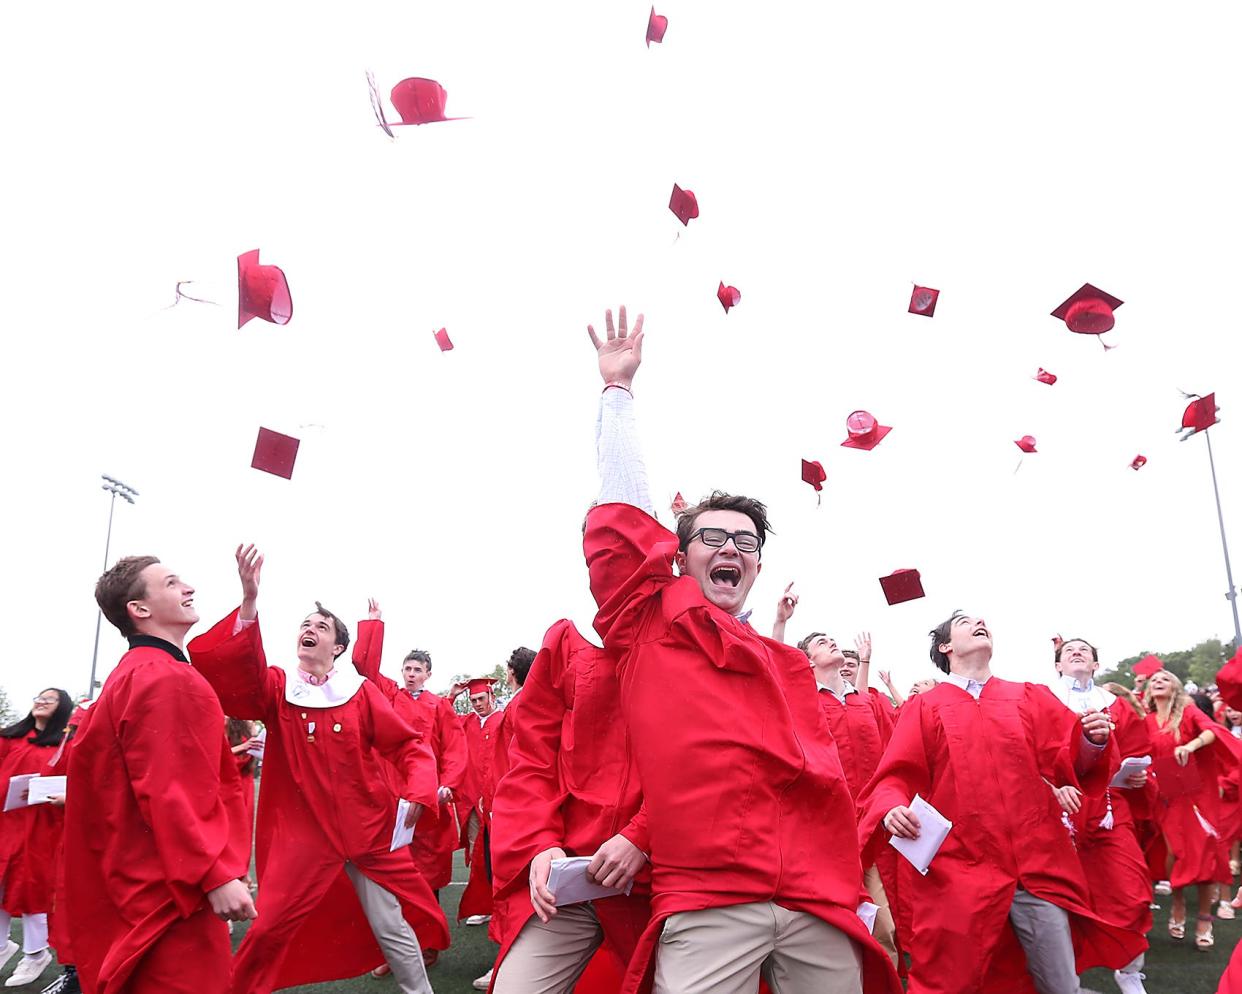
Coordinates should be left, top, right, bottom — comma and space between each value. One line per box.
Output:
4, 1, 1240, 715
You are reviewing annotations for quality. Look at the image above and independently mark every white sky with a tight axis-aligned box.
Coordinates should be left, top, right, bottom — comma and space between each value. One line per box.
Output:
3, 1, 1240, 713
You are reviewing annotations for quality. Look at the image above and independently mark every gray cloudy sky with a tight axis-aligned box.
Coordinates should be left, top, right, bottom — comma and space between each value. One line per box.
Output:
3, 1, 1239, 713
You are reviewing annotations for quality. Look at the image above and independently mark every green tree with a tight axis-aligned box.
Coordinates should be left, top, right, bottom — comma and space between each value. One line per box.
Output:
1099, 638, 1232, 689
0, 688, 15, 727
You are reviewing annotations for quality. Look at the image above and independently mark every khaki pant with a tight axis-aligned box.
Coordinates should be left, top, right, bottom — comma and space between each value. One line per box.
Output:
1007, 889, 1080, 994
653, 901, 863, 994
862, 864, 899, 968
492, 903, 604, 994
345, 864, 433, 994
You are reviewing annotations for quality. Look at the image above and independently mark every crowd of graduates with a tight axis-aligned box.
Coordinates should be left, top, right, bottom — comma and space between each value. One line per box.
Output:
5, 309, 1242, 994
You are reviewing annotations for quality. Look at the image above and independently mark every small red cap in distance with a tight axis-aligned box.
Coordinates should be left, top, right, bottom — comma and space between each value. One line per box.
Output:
238, 249, 293, 328
252, 427, 300, 479
841, 410, 893, 450
671, 491, 689, 514
389, 77, 461, 126
879, 569, 925, 605
801, 459, 826, 491
646, 6, 668, 46
466, 678, 495, 695
1132, 654, 1163, 677
1181, 393, 1219, 434
1051, 283, 1123, 335
1015, 435, 1037, 454
1130, 454, 1147, 471
1034, 368, 1057, 385
717, 282, 741, 313
908, 286, 939, 317
669, 184, 699, 226
434, 328, 454, 351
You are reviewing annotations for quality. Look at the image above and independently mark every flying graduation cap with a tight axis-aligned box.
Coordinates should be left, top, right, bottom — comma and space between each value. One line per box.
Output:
801, 459, 826, 506
1051, 283, 1123, 350
433, 328, 454, 352
1178, 392, 1220, 439
1015, 435, 1037, 454
237, 250, 293, 328
717, 282, 741, 313
1130, 454, 1147, 471
908, 285, 939, 317
369, 75, 467, 134
1132, 654, 1163, 677
670, 491, 689, 515
1034, 368, 1057, 386
879, 569, 925, 606
669, 184, 699, 226
840, 410, 892, 450
251, 427, 300, 479
646, 6, 668, 46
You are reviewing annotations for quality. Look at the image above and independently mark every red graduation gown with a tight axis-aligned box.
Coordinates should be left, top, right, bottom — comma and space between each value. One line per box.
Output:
1212, 651, 1242, 994
457, 707, 504, 921
64, 640, 246, 994
585, 503, 901, 994
188, 610, 448, 992
1145, 706, 1240, 888
856, 679, 1146, 994
0, 737, 59, 915
489, 619, 652, 990
350, 619, 469, 890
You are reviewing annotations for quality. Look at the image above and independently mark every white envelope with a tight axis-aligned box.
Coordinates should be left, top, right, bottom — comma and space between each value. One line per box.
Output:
1109, 755, 1151, 788
888, 794, 952, 876
246, 728, 267, 759
390, 798, 416, 851
28, 776, 67, 805
547, 856, 633, 907
856, 901, 880, 934
3, 775, 36, 812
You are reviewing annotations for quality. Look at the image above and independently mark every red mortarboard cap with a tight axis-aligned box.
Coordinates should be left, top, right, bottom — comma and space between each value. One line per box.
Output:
908, 286, 939, 317
1130, 454, 1147, 471
717, 282, 741, 313
669, 184, 698, 226
466, 678, 495, 695
251, 427, 300, 479
1132, 654, 1163, 677
1051, 283, 1124, 336
1034, 368, 1057, 385
646, 6, 668, 46
389, 77, 464, 126
841, 410, 893, 451
801, 459, 826, 491
671, 491, 688, 515
879, 569, 925, 606
237, 250, 293, 329
433, 328, 454, 351
1180, 393, 1219, 435
1014, 435, 1037, 454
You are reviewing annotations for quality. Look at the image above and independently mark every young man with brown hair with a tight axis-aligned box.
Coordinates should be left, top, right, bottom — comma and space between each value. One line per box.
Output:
65, 556, 254, 994
582, 306, 899, 994
188, 546, 447, 994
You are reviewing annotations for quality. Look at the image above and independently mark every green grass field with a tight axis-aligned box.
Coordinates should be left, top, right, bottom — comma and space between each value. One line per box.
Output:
4, 871, 1235, 992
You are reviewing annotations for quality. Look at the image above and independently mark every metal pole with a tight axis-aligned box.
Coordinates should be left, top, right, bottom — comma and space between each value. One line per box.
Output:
88, 491, 118, 696
1205, 430, 1242, 649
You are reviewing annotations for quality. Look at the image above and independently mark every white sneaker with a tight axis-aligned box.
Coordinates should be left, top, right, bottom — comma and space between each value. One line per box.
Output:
1154, 880, 1172, 896
1113, 970, 1148, 994
0, 946, 16, 975
471, 968, 494, 991
464, 914, 491, 926
1219, 900, 1237, 920
6, 950, 53, 988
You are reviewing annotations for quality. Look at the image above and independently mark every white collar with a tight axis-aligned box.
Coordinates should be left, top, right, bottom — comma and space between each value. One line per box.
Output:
816, 679, 857, 701
735, 609, 753, 626
944, 671, 991, 693
1051, 675, 1114, 713
284, 666, 366, 708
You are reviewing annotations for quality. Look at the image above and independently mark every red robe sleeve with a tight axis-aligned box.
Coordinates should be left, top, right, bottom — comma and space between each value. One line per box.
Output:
120, 661, 243, 908
856, 697, 935, 864
434, 697, 469, 793
584, 503, 679, 650
618, 801, 650, 855
352, 619, 401, 702
362, 683, 438, 810
1219, 647, 1242, 711
187, 609, 281, 721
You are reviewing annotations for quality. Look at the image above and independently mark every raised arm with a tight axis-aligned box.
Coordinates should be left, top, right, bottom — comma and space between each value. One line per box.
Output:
352, 598, 400, 701
878, 670, 906, 709
589, 305, 654, 517
854, 632, 872, 692
771, 582, 797, 643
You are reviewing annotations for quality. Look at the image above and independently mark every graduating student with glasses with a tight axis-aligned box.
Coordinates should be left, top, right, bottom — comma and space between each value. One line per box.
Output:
581, 306, 900, 994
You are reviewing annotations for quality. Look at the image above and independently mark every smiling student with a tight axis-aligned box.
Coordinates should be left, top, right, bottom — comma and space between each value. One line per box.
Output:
581, 306, 899, 994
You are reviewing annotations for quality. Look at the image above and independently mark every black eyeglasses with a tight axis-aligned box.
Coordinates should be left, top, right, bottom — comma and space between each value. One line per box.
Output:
686, 527, 761, 554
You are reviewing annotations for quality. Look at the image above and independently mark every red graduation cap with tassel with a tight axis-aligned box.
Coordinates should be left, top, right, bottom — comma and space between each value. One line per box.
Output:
1178, 393, 1219, 439
433, 328, 454, 352
1130, 454, 1147, 471
1051, 283, 1123, 350
671, 491, 689, 515
801, 459, 826, 506
1132, 654, 1163, 677
1034, 368, 1057, 386
669, 184, 699, 226
879, 569, 925, 605
237, 250, 293, 328
646, 6, 668, 46
717, 282, 741, 313
1015, 435, 1037, 454
388, 77, 467, 126
841, 410, 892, 450
251, 427, 300, 479
908, 285, 939, 317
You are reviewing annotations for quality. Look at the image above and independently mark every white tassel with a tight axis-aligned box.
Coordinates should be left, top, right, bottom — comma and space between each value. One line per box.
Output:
1100, 790, 1114, 831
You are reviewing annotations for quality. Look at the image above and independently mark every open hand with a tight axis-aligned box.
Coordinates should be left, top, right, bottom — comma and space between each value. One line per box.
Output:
775, 582, 798, 624
367, 598, 382, 621
587, 306, 645, 389
854, 632, 872, 663
236, 544, 263, 611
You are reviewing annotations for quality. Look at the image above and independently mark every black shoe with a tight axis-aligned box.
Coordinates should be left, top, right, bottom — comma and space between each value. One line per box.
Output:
39, 971, 80, 994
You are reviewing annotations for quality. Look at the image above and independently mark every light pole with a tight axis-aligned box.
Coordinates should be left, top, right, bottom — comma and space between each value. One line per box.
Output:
1180, 393, 1241, 650
89, 475, 138, 696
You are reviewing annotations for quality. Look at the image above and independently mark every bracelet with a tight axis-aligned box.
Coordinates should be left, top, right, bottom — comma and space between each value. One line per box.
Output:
602, 382, 632, 395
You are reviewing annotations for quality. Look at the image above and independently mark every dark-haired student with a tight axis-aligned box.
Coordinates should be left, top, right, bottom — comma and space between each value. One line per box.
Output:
581, 306, 899, 994
0, 690, 71, 986
188, 545, 447, 994
66, 556, 253, 994
857, 612, 1144, 994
